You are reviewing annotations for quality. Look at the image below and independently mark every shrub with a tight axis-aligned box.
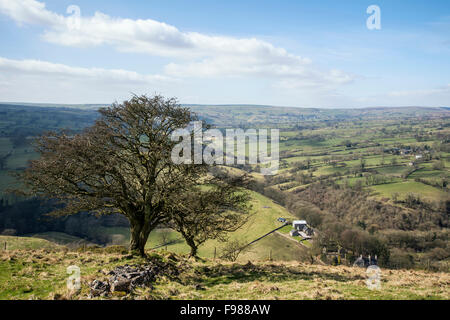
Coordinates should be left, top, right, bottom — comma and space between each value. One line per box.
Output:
388, 248, 415, 269
103, 245, 129, 255
1, 229, 17, 236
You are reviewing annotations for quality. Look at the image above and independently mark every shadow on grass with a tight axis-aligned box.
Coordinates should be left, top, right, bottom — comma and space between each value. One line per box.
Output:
192, 262, 364, 287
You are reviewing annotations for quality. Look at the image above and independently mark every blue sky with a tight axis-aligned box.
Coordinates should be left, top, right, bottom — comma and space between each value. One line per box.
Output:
0, 0, 449, 107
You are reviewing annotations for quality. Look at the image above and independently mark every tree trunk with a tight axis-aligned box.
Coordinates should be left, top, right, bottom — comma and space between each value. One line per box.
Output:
129, 218, 151, 257
185, 237, 198, 257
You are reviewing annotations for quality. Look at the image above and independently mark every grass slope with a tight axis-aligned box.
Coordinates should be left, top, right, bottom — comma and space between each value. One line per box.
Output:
0, 235, 59, 250
0, 248, 448, 300
26, 232, 95, 247
98, 190, 302, 261
1, 190, 303, 262
371, 181, 448, 201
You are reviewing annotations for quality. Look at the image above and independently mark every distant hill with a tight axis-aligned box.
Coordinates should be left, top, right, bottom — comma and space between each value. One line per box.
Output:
1, 102, 448, 128
0, 102, 107, 110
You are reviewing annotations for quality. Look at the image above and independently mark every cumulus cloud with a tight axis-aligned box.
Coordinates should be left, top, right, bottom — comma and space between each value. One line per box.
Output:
0, 0, 354, 89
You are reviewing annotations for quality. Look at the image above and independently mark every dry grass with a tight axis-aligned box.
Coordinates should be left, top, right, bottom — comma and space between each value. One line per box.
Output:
0, 247, 448, 300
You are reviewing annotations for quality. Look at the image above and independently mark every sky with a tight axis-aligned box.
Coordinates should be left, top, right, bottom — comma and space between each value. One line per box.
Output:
0, 0, 449, 107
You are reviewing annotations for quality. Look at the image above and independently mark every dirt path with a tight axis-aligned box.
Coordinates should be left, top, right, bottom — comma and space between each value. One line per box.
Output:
275, 231, 310, 248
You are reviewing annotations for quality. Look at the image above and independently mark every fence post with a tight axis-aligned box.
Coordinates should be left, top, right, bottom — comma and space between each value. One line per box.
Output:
269, 249, 272, 261
4, 241, 6, 251
214, 247, 216, 260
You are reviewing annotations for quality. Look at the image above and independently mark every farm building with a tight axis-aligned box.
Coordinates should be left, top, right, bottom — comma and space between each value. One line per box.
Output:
292, 220, 307, 231
289, 229, 299, 237
290, 220, 315, 239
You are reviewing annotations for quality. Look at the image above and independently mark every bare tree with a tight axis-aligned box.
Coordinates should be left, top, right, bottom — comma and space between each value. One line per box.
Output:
168, 175, 251, 257
159, 228, 171, 249
17, 95, 206, 256
220, 239, 248, 262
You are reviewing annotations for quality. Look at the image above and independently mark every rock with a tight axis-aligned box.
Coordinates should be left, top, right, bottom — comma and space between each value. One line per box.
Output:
108, 264, 157, 292
89, 260, 173, 296
90, 280, 110, 297
52, 293, 62, 300
167, 253, 178, 261
194, 284, 206, 291
111, 278, 131, 293
243, 261, 254, 270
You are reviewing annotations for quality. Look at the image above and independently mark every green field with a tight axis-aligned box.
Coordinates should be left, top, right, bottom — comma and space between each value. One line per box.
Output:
371, 181, 448, 201
26, 232, 95, 247
93, 190, 302, 261
0, 235, 59, 250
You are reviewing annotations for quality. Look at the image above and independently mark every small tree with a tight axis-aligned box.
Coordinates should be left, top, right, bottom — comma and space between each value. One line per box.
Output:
169, 175, 251, 257
17, 95, 207, 256
220, 239, 248, 262
359, 158, 366, 172
159, 228, 172, 250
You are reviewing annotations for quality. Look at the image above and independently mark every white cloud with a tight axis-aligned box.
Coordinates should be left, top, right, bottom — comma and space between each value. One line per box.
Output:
0, 56, 172, 85
1, 1, 448, 107
0, 57, 171, 83
0, 0, 354, 89
0, 57, 174, 103
0, 0, 63, 26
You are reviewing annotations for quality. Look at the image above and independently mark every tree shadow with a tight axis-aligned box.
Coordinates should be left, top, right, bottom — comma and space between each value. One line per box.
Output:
192, 262, 364, 287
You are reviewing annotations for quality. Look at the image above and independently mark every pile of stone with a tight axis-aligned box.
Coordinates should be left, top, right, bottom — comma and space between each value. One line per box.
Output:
89, 263, 165, 297
90, 279, 110, 297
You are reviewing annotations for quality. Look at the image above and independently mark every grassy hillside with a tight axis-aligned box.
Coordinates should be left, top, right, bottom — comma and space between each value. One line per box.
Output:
0, 189, 305, 262
26, 232, 95, 247
0, 235, 59, 250
0, 103, 448, 284
0, 246, 448, 300
371, 181, 448, 201
96, 190, 304, 261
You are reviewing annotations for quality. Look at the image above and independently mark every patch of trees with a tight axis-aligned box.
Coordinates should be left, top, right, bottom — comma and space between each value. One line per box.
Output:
379, 229, 448, 252
289, 159, 312, 171
311, 221, 390, 266
293, 181, 448, 231
414, 177, 448, 190
0, 104, 98, 138
0, 197, 129, 244
379, 230, 449, 270
0, 151, 12, 170
284, 180, 449, 270
363, 174, 394, 186
247, 180, 287, 206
